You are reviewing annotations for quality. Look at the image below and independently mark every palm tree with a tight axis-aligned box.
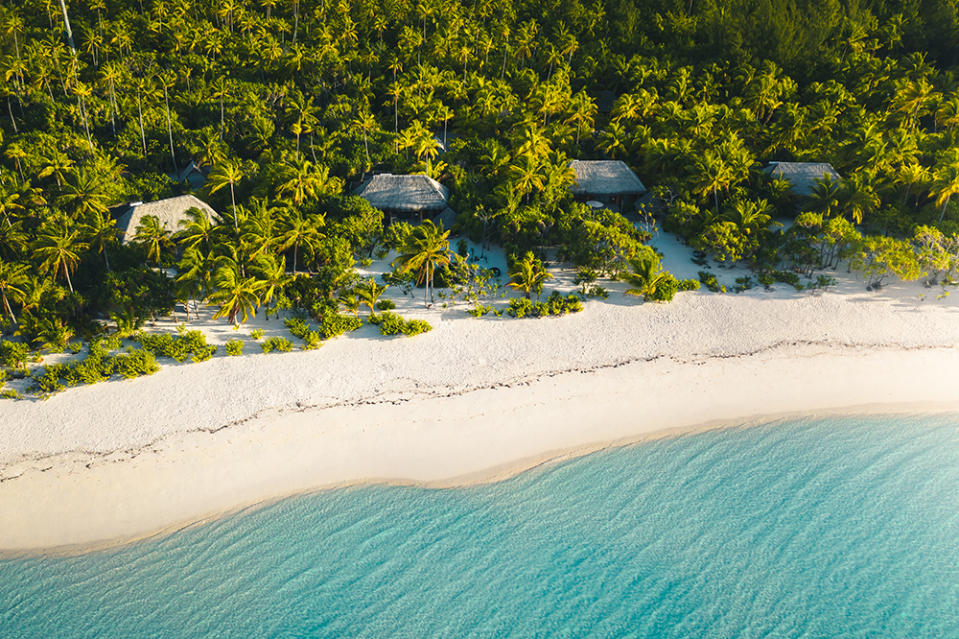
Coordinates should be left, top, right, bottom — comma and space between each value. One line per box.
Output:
133, 215, 173, 265
33, 220, 88, 293
275, 160, 340, 205
392, 219, 451, 306
0, 259, 29, 324
275, 210, 325, 273
507, 251, 552, 299
82, 210, 117, 271
623, 254, 671, 301
175, 207, 218, 253
252, 254, 290, 319
57, 166, 112, 217
355, 277, 388, 314
207, 159, 245, 231
208, 262, 263, 326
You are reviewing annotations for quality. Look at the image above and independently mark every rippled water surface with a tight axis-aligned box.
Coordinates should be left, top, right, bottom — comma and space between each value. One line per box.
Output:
3, 415, 959, 638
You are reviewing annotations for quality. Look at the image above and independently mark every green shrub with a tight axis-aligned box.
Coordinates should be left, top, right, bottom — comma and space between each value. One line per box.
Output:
67, 341, 83, 355
317, 311, 362, 339
302, 331, 323, 350
261, 336, 294, 353
1, 389, 19, 400
679, 279, 700, 291
734, 276, 755, 293
507, 292, 583, 318
370, 312, 433, 336
0, 340, 29, 370
250, 329, 265, 340
35, 368, 65, 396
771, 270, 801, 288
648, 276, 681, 302
136, 328, 215, 362
375, 299, 396, 311
225, 339, 244, 356
698, 271, 721, 293
467, 304, 495, 317
113, 348, 160, 379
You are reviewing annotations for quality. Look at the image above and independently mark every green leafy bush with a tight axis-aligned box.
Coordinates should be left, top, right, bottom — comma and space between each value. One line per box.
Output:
698, 271, 722, 293
261, 336, 294, 353
1, 389, 19, 400
136, 328, 216, 362
250, 329, 265, 340
507, 292, 583, 318
375, 299, 396, 311
369, 312, 433, 336
0, 340, 30, 370
225, 340, 244, 356
113, 348, 161, 379
679, 279, 701, 291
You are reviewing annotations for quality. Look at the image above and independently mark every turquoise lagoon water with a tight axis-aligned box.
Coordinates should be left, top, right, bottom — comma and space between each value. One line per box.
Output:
2, 415, 959, 638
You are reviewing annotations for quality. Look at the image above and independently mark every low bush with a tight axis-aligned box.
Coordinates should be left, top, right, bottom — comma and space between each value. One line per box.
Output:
679, 279, 700, 292
698, 271, 722, 293
0, 340, 29, 370
136, 327, 216, 363
225, 339, 244, 356
250, 329, 265, 340
369, 312, 433, 336
261, 336, 294, 353
734, 276, 755, 293
507, 292, 583, 318
375, 299, 396, 311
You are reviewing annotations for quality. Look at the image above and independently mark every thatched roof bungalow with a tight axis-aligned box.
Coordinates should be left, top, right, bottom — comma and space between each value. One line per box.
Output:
765, 161, 841, 197
569, 160, 647, 210
353, 173, 450, 222
115, 195, 216, 244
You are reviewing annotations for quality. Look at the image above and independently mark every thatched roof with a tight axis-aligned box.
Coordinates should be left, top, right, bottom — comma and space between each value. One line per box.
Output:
115, 195, 217, 244
765, 162, 841, 197
353, 173, 449, 212
569, 160, 647, 196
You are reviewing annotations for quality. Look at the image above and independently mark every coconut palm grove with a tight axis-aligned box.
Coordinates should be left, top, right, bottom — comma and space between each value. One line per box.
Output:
1, 0, 959, 396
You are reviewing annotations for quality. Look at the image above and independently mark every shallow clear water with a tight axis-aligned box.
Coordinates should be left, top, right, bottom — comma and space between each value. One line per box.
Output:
2, 415, 959, 638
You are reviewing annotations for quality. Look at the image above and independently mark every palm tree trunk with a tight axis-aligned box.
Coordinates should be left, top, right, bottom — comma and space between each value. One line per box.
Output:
163, 85, 177, 173
63, 263, 74, 293
136, 91, 147, 155
229, 181, 238, 231
939, 193, 952, 224
2, 294, 16, 325
6, 97, 17, 133
58, 0, 76, 51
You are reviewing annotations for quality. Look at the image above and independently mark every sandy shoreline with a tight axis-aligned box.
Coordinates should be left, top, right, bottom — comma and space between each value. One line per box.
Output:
2, 278, 959, 555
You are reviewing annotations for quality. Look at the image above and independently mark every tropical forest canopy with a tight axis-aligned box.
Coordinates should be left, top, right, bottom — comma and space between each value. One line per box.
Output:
1, 0, 959, 352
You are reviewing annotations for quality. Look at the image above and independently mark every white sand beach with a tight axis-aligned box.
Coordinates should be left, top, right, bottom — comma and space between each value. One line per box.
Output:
2, 252, 959, 553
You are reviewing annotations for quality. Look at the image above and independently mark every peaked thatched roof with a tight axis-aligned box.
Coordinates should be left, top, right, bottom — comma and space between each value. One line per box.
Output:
115, 195, 217, 243
765, 161, 841, 197
353, 174, 449, 212
569, 160, 646, 196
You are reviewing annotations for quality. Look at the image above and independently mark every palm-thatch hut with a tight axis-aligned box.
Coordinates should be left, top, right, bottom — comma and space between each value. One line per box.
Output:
115, 195, 216, 244
569, 160, 647, 211
353, 173, 450, 223
764, 161, 841, 197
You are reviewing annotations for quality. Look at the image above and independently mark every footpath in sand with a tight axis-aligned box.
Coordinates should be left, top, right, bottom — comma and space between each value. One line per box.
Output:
1, 262, 959, 553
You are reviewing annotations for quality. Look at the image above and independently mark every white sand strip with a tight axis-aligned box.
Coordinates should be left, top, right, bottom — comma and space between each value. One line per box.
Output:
2, 281, 959, 554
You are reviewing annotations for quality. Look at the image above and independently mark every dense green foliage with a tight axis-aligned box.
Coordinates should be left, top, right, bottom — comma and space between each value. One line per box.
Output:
1, 0, 959, 387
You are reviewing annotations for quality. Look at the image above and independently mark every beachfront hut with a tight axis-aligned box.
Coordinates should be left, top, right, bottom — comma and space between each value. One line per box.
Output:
764, 161, 841, 197
569, 160, 647, 211
353, 173, 450, 223
115, 195, 217, 244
